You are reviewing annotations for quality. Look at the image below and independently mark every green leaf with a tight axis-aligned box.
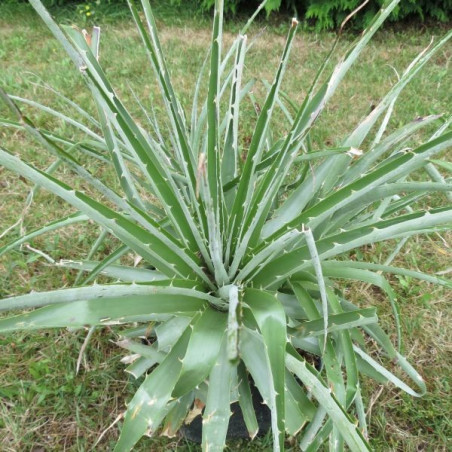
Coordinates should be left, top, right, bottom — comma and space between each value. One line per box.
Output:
285, 348, 371, 452
222, 33, 247, 206
254, 207, 452, 289
265, 131, 452, 245
237, 362, 259, 439
323, 260, 451, 288
161, 392, 194, 438
0, 213, 88, 258
114, 324, 193, 451
205, 0, 223, 209
128, 0, 197, 183
321, 264, 402, 350
155, 316, 192, 352
294, 308, 377, 337
228, 17, 299, 270
0, 292, 206, 332
429, 159, 452, 172
0, 148, 212, 286
284, 369, 316, 435
172, 306, 227, 397
78, 245, 130, 286
303, 227, 329, 354
201, 334, 236, 452
340, 299, 426, 396
125, 356, 158, 380
243, 288, 287, 452
61, 21, 209, 262
290, 283, 346, 406
0, 282, 212, 312
57, 260, 166, 283
226, 285, 240, 361
354, 345, 424, 397
116, 339, 164, 363
7, 94, 102, 141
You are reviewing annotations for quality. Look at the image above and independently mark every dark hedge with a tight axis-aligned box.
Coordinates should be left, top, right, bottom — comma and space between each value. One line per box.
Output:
3, 0, 451, 29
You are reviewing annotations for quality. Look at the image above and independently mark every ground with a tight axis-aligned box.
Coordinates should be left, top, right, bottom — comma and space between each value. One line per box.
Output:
0, 2, 451, 451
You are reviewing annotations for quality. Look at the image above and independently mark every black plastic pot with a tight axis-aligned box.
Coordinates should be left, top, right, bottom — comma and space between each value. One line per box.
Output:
180, 383, 271, 443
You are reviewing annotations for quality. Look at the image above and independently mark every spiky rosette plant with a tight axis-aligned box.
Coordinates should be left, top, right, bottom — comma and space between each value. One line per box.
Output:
0, 0, 451, 450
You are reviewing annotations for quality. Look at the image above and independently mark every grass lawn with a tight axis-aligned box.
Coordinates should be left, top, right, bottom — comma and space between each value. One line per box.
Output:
0, 2, 451, 451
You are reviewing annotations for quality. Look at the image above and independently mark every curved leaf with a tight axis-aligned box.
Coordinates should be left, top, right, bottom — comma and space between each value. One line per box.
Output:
243, 288, 287, 452
57, 260, 167, 283
0, 293, 206, 332
0, 213, 88, 258
201, 334, 236, 452
114, 324, 193, 451
0, 282, 216, 312
285, 348, 371, 452
172, 306, 227, 397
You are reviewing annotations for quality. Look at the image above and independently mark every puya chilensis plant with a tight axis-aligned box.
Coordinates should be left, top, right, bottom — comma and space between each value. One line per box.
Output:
0, 0, 451, 450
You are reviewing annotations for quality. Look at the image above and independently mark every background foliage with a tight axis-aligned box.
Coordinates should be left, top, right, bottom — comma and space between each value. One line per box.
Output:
3, 0, 452, 28
195, 0, 452, 28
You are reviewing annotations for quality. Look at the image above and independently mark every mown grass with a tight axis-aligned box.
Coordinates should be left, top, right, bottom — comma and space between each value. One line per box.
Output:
0, 2, 451, 451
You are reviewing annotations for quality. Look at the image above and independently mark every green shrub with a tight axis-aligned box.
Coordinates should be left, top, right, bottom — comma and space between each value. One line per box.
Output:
176, 0, 452, 28
3, 0, 451, 28
0, 0, 128, 19
0, 0, 451, 450
303, 0, 452, 30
